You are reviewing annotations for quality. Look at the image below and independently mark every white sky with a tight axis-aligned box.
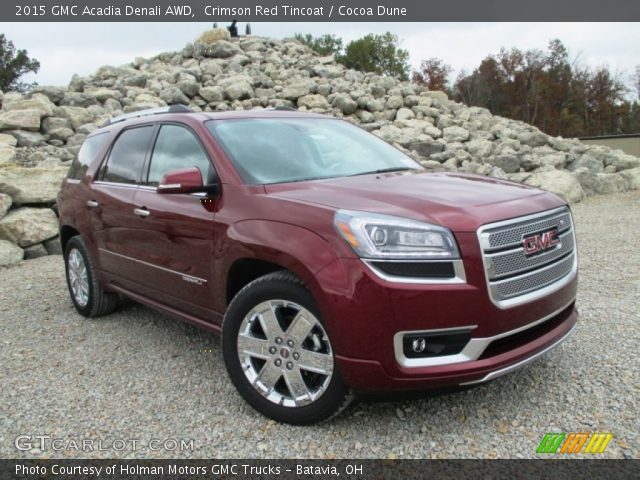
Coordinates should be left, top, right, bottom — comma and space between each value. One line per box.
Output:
1, 22, 638, 93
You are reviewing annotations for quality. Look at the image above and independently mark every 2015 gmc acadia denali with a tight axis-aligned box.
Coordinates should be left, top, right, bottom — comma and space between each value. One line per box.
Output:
57, 106, 578, 424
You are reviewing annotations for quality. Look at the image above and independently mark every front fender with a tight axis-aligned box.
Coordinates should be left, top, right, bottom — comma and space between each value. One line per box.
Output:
215, 219, 339, 315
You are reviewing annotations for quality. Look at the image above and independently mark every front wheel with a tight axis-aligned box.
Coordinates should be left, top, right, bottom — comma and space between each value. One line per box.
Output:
222, 271, 352, 424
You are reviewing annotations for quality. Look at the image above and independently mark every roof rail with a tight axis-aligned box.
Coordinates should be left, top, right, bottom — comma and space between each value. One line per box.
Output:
101, 104, 193, 127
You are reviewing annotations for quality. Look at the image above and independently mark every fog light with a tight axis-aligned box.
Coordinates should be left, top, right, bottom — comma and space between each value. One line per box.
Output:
412, 338, 427, 353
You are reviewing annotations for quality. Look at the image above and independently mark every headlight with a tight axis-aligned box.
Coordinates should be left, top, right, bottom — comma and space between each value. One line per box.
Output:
334, 210, 460, 259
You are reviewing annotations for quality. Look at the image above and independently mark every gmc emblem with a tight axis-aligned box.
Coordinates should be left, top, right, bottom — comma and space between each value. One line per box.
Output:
523, 228, 560, 255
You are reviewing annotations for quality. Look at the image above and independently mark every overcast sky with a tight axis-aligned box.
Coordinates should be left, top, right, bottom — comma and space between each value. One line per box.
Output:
1, 22, 638, 90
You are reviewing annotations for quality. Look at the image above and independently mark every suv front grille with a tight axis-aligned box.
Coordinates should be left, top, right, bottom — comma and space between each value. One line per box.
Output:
478, 207, 577, 308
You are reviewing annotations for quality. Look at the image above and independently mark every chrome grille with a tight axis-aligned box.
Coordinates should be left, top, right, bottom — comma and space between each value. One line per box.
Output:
478, 207, 577, 308
487, 230, 574, 279
486, 211, 572, 251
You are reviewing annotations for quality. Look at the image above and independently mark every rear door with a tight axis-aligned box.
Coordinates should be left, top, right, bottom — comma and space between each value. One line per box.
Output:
89, 125, 156, 288
129, 123, 218, 319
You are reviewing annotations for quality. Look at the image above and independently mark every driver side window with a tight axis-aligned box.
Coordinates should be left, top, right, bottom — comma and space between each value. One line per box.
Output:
146, 124, 213, 186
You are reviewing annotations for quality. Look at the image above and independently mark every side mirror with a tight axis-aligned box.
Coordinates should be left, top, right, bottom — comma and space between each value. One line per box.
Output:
157, 167, 219, 196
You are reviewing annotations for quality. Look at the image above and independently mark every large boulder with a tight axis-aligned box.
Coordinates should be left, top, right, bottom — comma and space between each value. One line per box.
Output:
159, 86, 189, 105
0, 207, 59, 247
201, 40, 242, 58
281, 81, 312, 101
524, 169, 585, 203
54, 106, 95, 130
0, 239, 23, 266
2, 93, 55, 118
0, 147, 16, 165
0, 192, 11, 218
0, 134, 17, 147
0, 165, 69, 204
0, 109, 41, 131
573, 168, 627, 195
298, 94, 330, 110
198, 86, 224, 103
332, 94, 358, 115
442, 126, 470, 142
196, 28, 231, 44
618, 168, 640, 190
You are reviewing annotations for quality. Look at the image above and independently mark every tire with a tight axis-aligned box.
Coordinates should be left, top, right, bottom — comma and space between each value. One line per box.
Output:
222, 271, 352, 424
64, 236, 118, 318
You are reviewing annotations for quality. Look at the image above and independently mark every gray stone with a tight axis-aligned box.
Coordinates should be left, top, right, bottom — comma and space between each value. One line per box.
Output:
488, 155, 520, 174
442, 126, 470, 142
225, 81, 254, 101
573, 168, 626, 196
0, 133, 17, 147
2, 93, 55, 118
517, 131, 548, 147
466, 139, 493, 158
297, 94, 329, 110
0, 165, 69, 204
202, 40, 243, 58
43, 236, 63, 255
54, 106, 95, 130
568, 154, 603, 173
0, 192, 11, 218
0, 110, 41, 131
618, 167, 640, 190
332, 95, 358, 115
385, 96, 404, 110
0, 207, 59, 247
0, 239, 23, 266
8, 130, 46, 147
395, 108, 415, 121
0, 147, 16, 165
281, 81, 312, 100
524, 170, 585, 203
24, 243, 48, 260
199, 86, 224, 103
159, 86, 189, 105
410, 141, 444, 157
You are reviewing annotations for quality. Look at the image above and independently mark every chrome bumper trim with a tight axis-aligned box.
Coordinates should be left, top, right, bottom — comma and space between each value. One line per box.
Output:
459, 322, 577, 386
393, 298, 575, 368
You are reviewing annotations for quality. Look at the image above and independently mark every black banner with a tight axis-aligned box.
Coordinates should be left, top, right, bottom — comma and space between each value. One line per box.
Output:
3, 0, 640, 22
3, 459, 640, 480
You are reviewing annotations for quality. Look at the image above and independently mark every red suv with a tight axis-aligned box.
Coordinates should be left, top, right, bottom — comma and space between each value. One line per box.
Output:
57, 106, 578, 424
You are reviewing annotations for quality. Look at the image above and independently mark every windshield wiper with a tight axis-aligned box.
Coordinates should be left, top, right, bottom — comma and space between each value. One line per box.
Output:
350, 167, 415, 177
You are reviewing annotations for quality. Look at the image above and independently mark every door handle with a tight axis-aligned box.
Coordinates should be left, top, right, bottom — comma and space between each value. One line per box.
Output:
133, 207, 150, 218
86, 200, 99, 208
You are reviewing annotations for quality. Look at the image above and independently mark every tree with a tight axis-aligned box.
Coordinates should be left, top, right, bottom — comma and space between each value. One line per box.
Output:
412, 58, 451, 92
294, 33, 343, 57
452, 39, 632, 137
0, 34, 40, 93
340, 33, 409, 80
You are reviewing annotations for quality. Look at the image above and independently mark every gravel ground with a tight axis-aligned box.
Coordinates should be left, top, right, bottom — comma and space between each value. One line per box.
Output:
1, 191, 638, 459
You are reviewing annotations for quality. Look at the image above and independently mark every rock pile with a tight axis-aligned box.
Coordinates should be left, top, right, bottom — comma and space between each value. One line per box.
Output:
1, 29, 639, 265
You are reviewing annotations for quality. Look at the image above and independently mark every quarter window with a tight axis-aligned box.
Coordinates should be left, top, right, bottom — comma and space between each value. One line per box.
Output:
101, 126, 154, 184
68, 132, 109, 180
147, 125, 212, 186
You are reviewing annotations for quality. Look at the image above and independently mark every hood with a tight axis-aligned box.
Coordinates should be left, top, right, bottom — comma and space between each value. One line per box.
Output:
265, 171, 565, 232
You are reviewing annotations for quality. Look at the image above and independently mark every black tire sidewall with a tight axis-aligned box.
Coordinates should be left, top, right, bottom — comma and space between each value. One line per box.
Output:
64, 237, 97, 317
222, 274, 348, 425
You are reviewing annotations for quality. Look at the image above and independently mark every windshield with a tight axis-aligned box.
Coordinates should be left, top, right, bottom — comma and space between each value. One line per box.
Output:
206, 118, 422, 184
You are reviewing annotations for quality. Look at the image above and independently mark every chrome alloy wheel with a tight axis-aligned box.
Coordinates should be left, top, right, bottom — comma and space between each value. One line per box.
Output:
67, 248, 89, 307
237, 300, 334, 407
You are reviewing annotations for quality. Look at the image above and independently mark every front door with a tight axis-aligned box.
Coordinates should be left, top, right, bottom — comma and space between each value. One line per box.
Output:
129, 123, 218, 320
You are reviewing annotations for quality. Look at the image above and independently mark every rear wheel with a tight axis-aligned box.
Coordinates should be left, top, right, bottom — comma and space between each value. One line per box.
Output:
222, 271, 352, 424
64, 236, 118, 317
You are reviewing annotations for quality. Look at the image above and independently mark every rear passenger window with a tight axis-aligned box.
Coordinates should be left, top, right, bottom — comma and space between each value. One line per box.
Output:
68, 132, 109, 180
101, 126, 154, 184
146, 125, 212, 186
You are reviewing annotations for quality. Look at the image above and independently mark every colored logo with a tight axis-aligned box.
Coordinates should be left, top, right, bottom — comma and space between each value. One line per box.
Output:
523, 228, 560, 255
537, 432, 613, 454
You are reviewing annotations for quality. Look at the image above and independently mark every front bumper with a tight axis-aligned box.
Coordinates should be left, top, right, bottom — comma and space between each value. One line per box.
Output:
311, 239, 578, 392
